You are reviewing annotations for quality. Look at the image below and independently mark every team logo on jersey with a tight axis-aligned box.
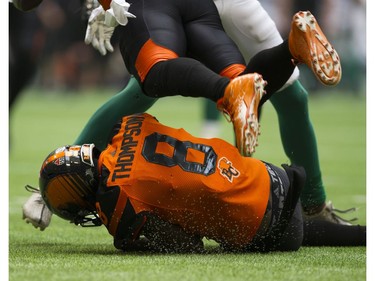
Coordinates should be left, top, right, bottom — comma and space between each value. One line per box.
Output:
218, 157, 240, 182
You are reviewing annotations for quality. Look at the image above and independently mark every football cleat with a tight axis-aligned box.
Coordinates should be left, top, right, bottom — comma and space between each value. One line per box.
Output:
217, 73, 267, 156
22, 185, 52, 231
303, 201, 358, 226
289, 11, 341, 86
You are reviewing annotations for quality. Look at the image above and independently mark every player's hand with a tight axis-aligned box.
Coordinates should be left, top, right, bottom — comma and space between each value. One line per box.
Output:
104, 0, 136, 27
22, 187, 52, 231
85, 6, 115, 56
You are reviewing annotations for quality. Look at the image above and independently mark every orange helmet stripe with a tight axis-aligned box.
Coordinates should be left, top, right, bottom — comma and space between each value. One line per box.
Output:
41, 151, 65, 171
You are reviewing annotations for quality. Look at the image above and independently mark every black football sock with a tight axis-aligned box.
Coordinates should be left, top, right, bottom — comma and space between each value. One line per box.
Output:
143, 58, 229, 102
244, 40, 296, 102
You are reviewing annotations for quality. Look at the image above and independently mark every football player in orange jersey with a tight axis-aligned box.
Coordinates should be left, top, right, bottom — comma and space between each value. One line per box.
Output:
36, 112, 365, 253
37, 112, 304, 252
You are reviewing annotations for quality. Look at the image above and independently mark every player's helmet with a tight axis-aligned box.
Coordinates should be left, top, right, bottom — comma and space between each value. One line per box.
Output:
39, 144, 101, 226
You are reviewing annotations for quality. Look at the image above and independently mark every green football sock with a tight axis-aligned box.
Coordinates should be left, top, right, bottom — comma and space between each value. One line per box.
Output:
74, 77, 157, 150
203, 99, 220, 121
269, 80, 326, 210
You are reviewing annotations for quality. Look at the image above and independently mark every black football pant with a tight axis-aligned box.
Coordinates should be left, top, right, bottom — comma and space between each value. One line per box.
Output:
118, 0, 296, 103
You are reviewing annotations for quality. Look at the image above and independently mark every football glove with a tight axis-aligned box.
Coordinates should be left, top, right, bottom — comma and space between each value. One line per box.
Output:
85, 6, 115, 56
104, 0, 136, 27
22, 185, 52, 231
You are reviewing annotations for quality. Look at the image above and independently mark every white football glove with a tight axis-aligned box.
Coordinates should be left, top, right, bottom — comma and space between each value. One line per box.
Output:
85, 6, 115, 56
22, 187, 52, 231
104, 0, 136, 27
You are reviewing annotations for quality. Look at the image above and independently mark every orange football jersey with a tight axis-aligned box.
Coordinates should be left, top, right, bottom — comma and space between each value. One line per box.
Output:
98, 113, 270, 248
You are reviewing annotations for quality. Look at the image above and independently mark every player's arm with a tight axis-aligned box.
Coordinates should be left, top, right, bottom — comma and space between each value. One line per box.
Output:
141, 213, 204, 253
114, 212, 204, 253
99, 166, 203, 253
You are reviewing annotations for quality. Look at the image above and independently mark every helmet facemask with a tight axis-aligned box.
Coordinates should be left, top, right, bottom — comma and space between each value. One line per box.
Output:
39, 144, 102, 227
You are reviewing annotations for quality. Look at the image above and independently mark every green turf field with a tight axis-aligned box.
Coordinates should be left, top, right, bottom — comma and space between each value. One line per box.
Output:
9, 89, 366, 281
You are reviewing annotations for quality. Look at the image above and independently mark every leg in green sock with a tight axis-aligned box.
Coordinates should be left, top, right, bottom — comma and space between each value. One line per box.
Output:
204, 99, 220, 121
74, 77, 158, 150
269, 80, 326, 211
201, 99, 221, 138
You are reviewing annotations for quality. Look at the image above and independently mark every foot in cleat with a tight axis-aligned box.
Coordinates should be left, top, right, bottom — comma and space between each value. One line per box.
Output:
217, 73, 267, 156
289, 11, 341, 86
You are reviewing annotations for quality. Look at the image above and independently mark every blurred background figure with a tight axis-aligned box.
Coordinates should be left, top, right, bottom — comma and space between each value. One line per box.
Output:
9, 2, 45, 110
9, 0, 130, 111
9, 0, 130, 146
326, 0, 366, 93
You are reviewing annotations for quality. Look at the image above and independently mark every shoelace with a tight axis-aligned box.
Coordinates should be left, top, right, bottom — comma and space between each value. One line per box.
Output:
216, 99, 233, 123
221, 109, 233, 123
25, 184, 40, 193
328, 203, 358, 224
